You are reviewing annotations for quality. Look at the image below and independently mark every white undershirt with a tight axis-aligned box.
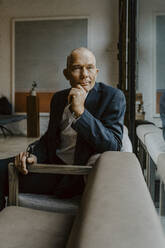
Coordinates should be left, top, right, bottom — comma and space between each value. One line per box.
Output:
56, 105, 78, 164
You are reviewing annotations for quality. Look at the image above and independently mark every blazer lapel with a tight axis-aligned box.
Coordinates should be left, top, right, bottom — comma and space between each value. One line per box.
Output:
85, 83, 101, 115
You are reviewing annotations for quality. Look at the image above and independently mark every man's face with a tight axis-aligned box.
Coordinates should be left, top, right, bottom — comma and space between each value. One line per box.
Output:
64, 49, 99, 92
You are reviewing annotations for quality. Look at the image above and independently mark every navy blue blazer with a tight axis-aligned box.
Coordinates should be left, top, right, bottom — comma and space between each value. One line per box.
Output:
31, 82, 126, 165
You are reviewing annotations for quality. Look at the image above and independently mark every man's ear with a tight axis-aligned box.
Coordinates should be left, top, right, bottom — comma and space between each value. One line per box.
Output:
95, 68, 99, 79
96, 68, 99, 75
63, 69, 70, 80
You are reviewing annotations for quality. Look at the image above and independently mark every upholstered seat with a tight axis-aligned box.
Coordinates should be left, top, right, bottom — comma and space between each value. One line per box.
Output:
18, 193, 81, 214
0, 206, 74, 248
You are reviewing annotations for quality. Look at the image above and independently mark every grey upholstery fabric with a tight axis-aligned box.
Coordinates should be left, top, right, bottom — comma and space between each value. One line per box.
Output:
136, 124, 161, 144
18, 193, 80, 214
67, 151, 165, 248
0, 206, 74, 248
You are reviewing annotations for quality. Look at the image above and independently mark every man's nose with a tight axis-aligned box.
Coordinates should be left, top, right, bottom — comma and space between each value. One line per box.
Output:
80, 67, 88, 78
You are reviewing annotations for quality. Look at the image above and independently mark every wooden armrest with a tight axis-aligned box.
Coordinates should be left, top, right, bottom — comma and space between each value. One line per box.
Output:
28, 163, 92, 175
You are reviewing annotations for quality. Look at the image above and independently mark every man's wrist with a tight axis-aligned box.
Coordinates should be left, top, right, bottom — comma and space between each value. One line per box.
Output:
69, 105, 83, 119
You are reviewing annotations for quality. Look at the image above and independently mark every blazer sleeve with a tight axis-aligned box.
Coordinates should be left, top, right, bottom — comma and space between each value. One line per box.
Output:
72, 89, 126, 152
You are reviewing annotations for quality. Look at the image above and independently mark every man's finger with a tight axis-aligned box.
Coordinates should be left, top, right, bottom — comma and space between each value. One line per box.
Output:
68, 91, 77, 104
19, 152, 24, 161
76, 84, 84, 90
15, 152, 28, 175
21, 154, 28, 175
27, 155, 36, 164
76, 84, 87, 94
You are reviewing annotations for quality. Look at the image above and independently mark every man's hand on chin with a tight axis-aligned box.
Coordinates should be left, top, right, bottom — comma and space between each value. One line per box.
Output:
68, 84, 87, 118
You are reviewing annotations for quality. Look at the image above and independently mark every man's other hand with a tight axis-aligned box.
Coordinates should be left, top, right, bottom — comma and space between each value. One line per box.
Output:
15, 152, 37, 175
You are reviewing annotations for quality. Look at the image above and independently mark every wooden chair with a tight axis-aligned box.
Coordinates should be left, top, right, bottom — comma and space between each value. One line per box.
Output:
8, 162, 92, 214
7, 126, 132, 214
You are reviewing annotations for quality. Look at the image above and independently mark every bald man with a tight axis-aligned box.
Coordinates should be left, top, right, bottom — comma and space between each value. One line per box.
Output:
0, 47, 126, 209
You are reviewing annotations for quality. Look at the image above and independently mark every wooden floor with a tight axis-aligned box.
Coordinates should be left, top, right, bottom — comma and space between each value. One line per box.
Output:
0, 135, 37, 159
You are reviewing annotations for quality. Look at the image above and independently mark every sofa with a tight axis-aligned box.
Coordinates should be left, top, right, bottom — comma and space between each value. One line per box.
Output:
136, 124, 165, 206
0, 151, 164, 248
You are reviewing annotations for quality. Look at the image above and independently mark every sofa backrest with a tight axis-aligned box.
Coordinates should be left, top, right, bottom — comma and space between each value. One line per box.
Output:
66, 151, 165, 248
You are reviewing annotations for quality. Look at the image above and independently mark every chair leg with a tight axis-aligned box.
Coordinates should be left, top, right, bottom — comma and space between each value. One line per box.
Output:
159, 181, 165, 216
8, 162, 19, 206
146, 154, 156, 202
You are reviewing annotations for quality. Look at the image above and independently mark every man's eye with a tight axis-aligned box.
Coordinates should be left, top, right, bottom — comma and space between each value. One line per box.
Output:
72, 66, 81, 71
87, 65, 94, 70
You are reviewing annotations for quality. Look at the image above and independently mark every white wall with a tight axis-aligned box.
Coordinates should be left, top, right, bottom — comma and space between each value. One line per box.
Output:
0, 0, 119, 135
138, 0, 165, 126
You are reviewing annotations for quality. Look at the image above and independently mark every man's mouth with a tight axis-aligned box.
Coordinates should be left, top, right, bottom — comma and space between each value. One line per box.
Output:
80, 82, 90, 86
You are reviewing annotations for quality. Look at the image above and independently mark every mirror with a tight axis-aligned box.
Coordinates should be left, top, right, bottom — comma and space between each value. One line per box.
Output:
12, 17, 88, 113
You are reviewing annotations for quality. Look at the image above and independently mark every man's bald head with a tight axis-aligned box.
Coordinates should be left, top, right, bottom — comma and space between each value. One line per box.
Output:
66, 47, 96, 70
